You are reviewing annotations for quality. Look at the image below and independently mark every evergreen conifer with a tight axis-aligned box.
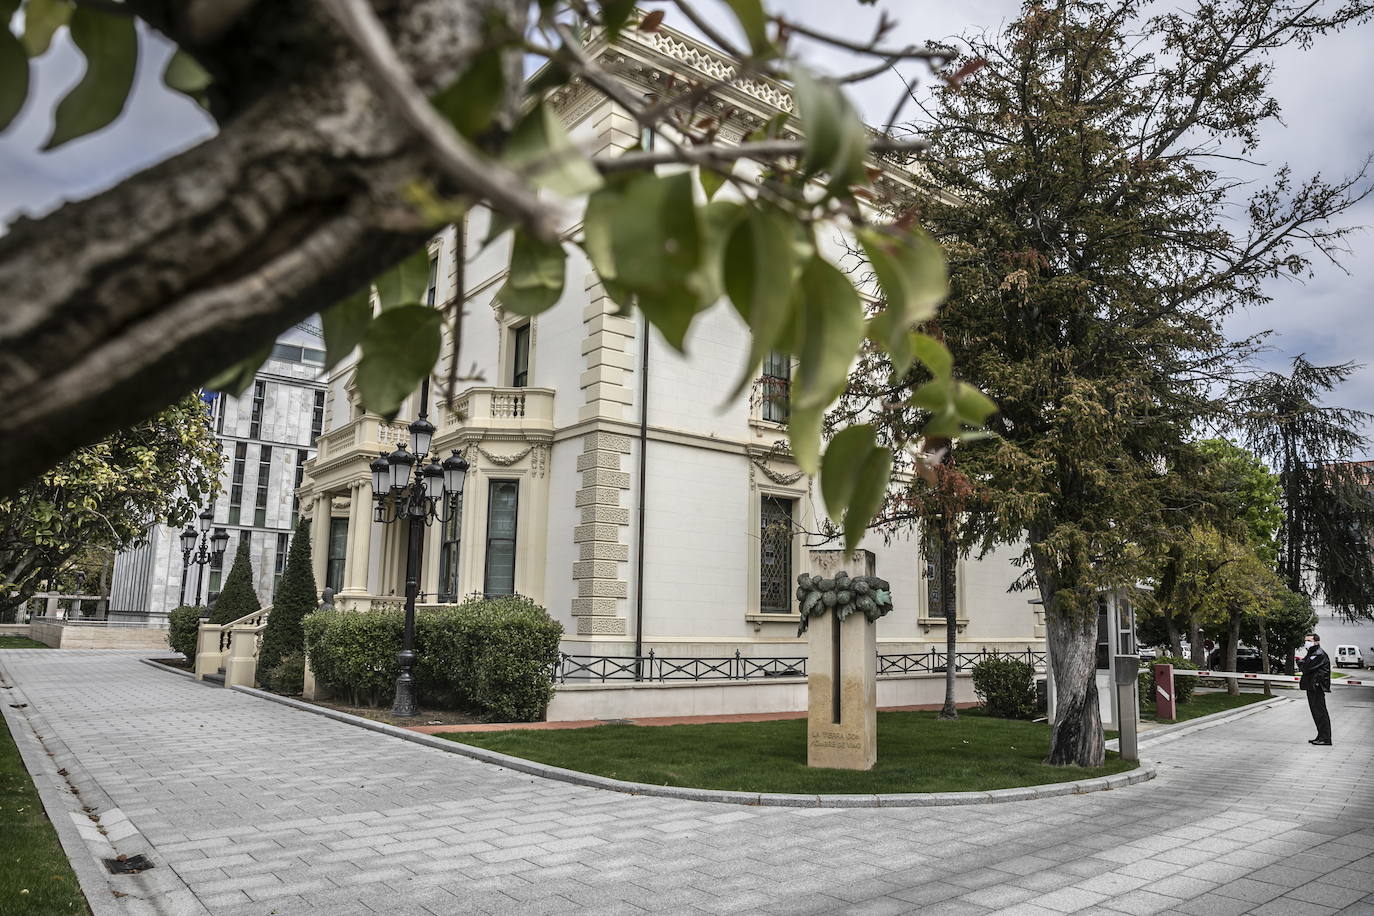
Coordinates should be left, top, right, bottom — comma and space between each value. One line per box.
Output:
258, 519, 317, 674
211, 537, 260, 625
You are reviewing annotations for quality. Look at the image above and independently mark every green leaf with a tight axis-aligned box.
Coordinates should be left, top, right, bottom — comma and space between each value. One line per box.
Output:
162, 48, 210, 105
912, 377, 952, 412
206, 344, 271, 397
374, 247, 433, 310
20, 0, 72, 57
792, 68, 868, 193
504, 102, 603, 197
355, 306, 443, 419
602, 171, 706, 350
431, 46, 504, 139
498, 229, 565, 316
788, 403, 824, 477
794, 255, 865, 410
43, 5, 136, 150
699, 164, 731, 201
321, 287, 373, 371
600, 0, 637, 39
861, 226, 948, 349
845, 446, 892, 554
723, 0, 771, 56
952, 381, 997, 425
911, 333, 953, 379
821, 424, 877, 522
724, 205, 796, 399
0, 17, 27, 131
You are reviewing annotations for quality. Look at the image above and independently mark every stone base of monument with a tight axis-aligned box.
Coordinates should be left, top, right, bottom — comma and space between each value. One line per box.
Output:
807, 604, 877, 770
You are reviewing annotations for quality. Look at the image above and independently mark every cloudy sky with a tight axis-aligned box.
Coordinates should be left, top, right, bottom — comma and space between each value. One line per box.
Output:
2, 1, 1371, 452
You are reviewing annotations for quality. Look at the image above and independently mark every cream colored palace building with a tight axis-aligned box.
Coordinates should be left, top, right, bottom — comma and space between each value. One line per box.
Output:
297, 23, 1046, 666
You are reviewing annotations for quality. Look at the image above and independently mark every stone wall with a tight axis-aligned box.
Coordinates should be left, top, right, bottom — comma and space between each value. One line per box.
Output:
28, 621, 171, 650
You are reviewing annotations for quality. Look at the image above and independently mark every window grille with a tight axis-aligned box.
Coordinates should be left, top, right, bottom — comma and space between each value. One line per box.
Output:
759, 496, 794, 613
760, 351, 791, 422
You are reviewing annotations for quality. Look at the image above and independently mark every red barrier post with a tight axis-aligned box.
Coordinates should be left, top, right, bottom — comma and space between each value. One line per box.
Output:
1153, 663, 1176, 721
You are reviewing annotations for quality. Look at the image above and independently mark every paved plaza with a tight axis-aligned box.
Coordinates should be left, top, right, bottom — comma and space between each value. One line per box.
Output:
2, 650, 1373, 916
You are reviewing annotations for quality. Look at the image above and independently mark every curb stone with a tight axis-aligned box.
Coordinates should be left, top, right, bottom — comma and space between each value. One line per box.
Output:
220, 680, 1158, 809
0, 656, 210, 916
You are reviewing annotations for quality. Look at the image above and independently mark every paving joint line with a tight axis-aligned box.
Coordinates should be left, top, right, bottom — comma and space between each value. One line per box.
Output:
218, 678, 1158, 808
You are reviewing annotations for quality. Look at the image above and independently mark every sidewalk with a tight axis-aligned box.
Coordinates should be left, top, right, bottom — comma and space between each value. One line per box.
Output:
3, 648, 1372, 916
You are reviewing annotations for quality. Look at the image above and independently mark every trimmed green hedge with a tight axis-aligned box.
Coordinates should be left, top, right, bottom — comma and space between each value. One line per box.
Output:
167, 606, 202, 661
303, 595, 563, 721
1138, 655, 1199, 708
970, 654, 1038, 719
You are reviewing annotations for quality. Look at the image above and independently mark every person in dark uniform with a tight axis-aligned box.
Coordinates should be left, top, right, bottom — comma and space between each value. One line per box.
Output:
1299, 632, 1332, 746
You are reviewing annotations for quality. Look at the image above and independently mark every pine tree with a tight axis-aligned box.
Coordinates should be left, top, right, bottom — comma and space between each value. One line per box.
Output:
1236, 356, 1374, 618
258, 520, 317, 674
211, 537, 260, 626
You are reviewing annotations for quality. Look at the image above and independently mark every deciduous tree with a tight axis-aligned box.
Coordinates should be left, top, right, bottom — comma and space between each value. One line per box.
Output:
0, 395, 220, 618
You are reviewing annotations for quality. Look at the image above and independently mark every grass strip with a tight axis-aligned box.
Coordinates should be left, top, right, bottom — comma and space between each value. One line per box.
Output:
0, 636, 49, 649
0, 714, 88, 913
443, 709, 1135, 795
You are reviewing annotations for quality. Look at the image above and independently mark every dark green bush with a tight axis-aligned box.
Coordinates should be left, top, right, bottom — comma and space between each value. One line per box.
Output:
303, 596, 563, 720
970, 654, 1038, 719
211, 538, 260, 625
303, 610, 402, 707
259, 520, 316, 674
167, 606, 202, 662
264, 652, 305, 695
1138, 655, 1199, 708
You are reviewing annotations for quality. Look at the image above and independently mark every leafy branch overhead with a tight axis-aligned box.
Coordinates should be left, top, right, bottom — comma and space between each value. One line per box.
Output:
0, 0, 991, 541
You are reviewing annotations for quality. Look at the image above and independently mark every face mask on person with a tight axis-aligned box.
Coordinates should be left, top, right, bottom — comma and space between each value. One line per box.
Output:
1304, 640, 1315, 651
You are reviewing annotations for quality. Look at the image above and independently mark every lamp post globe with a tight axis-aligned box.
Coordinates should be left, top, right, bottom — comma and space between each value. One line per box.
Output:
198, 508, 214, 532
442, 451, 469, 497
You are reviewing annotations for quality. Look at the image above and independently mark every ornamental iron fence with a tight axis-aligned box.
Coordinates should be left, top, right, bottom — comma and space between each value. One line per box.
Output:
553, 647, 1046, 683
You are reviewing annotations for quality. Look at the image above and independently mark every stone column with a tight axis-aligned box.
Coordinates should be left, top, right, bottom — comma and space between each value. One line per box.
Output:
342, 482, 372, 595
807, 609, 878, 771
310, 494, 331, 594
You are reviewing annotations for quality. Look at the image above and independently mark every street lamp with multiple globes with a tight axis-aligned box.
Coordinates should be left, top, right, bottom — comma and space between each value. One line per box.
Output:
179, 509, 229, 610
368, 379, 468, 717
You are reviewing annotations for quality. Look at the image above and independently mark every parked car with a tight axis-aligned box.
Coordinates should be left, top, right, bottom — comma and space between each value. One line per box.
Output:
1334, 645, 1364, 669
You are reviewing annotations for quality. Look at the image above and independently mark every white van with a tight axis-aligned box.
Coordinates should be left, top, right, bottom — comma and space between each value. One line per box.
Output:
1334, 645, 1364, 668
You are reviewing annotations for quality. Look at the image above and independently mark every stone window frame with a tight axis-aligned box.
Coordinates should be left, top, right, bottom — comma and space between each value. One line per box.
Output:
497, 310, 537, 391
745, 475, 814, 622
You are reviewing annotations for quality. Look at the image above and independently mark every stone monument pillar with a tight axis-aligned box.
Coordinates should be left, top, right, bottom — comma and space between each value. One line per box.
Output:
797, 570, 893, 771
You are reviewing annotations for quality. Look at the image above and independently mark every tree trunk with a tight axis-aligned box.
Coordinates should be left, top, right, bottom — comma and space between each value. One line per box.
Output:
1224, 611, 1242, 696
0, 0, 528, 496
1033, 544, 1104, 767
1189, 614, 1205, 666
939, 519, 959, 720
1166, 615, 1182, 657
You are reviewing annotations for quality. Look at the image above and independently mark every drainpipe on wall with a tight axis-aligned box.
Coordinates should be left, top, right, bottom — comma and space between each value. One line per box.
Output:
633, 101, 655, 680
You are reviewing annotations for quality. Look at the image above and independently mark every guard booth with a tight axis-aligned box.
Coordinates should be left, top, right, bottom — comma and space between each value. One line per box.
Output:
1095, 589, 1138, 730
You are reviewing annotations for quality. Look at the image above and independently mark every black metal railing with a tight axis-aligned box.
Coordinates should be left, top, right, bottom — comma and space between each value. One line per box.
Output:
552, 647, 1045, 683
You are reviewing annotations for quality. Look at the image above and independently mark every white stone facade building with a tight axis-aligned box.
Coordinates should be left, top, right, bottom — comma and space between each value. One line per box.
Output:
296, 24, 1047, 670
110, 328, 329, 620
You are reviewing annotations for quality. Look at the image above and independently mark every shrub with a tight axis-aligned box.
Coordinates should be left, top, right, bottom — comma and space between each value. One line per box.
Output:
263, 652, 305, 695
211, 538, 260, 625
304, 596, 563, 721
259, 520, 316, 674
1138, 655, 1199, 708
303, 610, 402, 707
970, 654, 1038, 720
167, 606, 202, 662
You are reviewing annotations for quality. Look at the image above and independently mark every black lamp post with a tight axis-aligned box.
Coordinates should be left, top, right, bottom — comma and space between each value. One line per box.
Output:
369, 378, 468, 718
180, 509, 229, 610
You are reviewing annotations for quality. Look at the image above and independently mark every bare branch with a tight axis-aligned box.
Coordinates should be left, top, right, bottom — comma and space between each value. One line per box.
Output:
594, 136, 928, 172
776, 16, 954, 64
317, 0, 560, 242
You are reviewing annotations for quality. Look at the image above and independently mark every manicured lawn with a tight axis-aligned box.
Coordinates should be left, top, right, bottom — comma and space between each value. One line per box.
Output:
0, 636, 48, 649
443, 710, 1136, 794
0, 715, 88, 913
1144, 690, 1266, 723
